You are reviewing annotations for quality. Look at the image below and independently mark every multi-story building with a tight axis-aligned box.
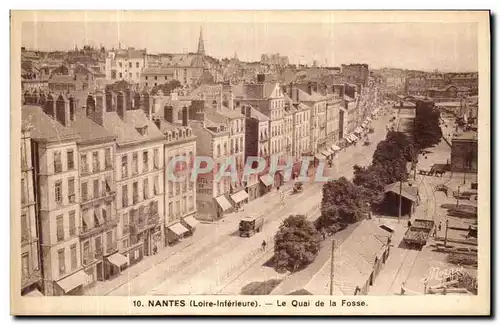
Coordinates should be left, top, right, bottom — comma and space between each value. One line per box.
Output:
288, 84, 328, 154
151, 101, 198, 246
341, 63, 370, 87
326, 92, 341, 148
241, 105, 270, 199
105, 47, 147, 84
233, 75, 287, 188
140, 67, 176, 89
189, 101, 232, 221
73, 91, 122, 284
20, 122, 42, 296
22, 98, 85, 296
102, 90, 165, 266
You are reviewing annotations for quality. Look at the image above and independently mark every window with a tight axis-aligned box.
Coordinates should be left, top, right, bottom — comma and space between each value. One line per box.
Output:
136, 72, 139, 78
68, 178, 75, 203
143, 178, 149, 199
92, 151, 99, 172
69, 210, 76, 236
55, 181, 62, 204
95, 237, 102, 255
143, 151, 149, 172
122, 185, 128, 207
119, 72, 122, 78
123, 238, 129, 250
136, 62, 139, 68
188, 195, 194, 211
176, 180, 180, 196
129, 72, 132, 78
58, 249, 65, 276
119, 62, 122, 68
175, 201, 180, 217
70, 244, 77, 271
145, 76, 148, 80
81, 154, 88, 174
21, 179, 26, 204
183, 177, 187, 193
93, 179, 99, 199
182, 196, 187, 214
168, 202, 174, 220
168, 181, 173, 197
106, 231, 113, 252
56, 215, 64, 241
217, 144, 221, 157
81, 182, 88, 201
67, 150, 74, 170
21, 253, 29, 278
129, 62, 132, 68
121, 155, 128, 178
83, 241, 91, 264
21, 213, 28, 242
53, 151, 62, 173
153, 149, 159, 169
105, 149, 112, 169
132, 153, 138, 175
165, 76, 168, 80
154, 176, 160, 195
133, 182, 139, 204
154, 76, 158, 80
104, 202, 111, 221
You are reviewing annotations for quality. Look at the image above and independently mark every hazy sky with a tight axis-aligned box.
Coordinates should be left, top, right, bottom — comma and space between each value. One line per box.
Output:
22, 21, 478, 72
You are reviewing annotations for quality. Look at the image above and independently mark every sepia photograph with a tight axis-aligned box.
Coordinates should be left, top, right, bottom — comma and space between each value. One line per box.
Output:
10, 10, 490, 315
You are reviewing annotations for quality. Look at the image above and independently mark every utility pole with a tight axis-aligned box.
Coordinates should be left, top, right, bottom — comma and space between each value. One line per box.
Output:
329, 238, 335, 295
398, 179, 403, 224
444, 219, 449, 247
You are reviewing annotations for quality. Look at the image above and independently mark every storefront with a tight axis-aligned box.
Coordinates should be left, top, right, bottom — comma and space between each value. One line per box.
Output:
246, 178, 260, 201
259, 174, 274, 195
181, 215, 200, 234
214, 195, 233, 220
106, 252, 128, 278
166, 222, 190, 245
125, 241, 144, 267
55, 270, 88, 296
230, 189, 249, 210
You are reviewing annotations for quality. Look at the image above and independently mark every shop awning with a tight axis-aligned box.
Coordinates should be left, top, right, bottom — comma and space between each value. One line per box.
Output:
214, 195, 232, 211
321, 150, 330, 157
259, 174, 274, 187
354, 127, 363, 134
183, 215, 199, 229
168, 223, 190, 236
331, 145, 341, 151
351, 134, 359, 141
345, 136, 353, 143
231, 190, 249, 204
314, 153, 326, 160
56, 270, 88, 293
24, 288, 44, 297
107, 253, 128, 268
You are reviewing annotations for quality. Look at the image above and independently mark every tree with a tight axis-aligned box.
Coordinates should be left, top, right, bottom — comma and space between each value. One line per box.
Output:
372, 140, 409, 183
105, 80, 130, 92
352, 164, 387, 205
386, 131, 415, 162
274, 215, 321, 272
151, 79, 182, 96
317, 177, 370, 234
412, 100, 443, 151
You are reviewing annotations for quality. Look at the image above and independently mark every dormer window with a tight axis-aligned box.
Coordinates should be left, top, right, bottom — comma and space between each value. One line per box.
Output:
136, 126, 148, 136
167, 132, 172, 142
181, 129, 185, 138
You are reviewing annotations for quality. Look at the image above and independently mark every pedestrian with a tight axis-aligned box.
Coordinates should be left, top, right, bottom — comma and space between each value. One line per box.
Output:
438, 222, 442, 231
261, 240, 267, 251
153, 245, 158, 255
407, 220, 412, 228
277, 186, 280, 192
322, 232, 326, 240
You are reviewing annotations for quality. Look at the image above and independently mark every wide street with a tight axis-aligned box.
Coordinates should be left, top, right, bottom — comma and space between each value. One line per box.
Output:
86, 104, 393, 296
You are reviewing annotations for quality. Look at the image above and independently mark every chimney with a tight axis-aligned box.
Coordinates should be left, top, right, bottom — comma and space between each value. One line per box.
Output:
44, 93, 57, 118
245, 106, 251, 118
182, 106, 188, 126
68, 95, 76, 121
307, 83, 313, 95
116, 91, 125, 119
134, 92, 142, 110
125, 88, 133, 110
190, 100, 205, 121
93, 89, 105, 125
105, 90, 116, 112
295, 88, 300, 102
240, 106, 245, 116
164, 105, 174, 123
56, 94, 71, 126
228, 90, 234, 110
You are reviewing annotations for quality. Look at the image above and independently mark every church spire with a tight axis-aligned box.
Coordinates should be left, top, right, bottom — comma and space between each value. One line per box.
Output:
197, 27, 205, 55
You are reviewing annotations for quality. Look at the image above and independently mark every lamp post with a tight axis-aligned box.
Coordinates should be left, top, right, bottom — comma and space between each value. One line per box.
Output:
444, 219, 450, 247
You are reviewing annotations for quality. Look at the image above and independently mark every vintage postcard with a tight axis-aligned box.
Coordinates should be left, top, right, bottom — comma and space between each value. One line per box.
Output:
10, 10, 490, 315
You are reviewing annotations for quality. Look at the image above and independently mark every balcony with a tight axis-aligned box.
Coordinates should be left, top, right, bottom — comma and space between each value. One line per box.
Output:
79, 218, 119, 240
80, 189, 116, 207
129, 213, 160, 234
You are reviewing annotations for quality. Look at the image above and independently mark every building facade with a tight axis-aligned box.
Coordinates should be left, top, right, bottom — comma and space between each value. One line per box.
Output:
105, 48, 147, 84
